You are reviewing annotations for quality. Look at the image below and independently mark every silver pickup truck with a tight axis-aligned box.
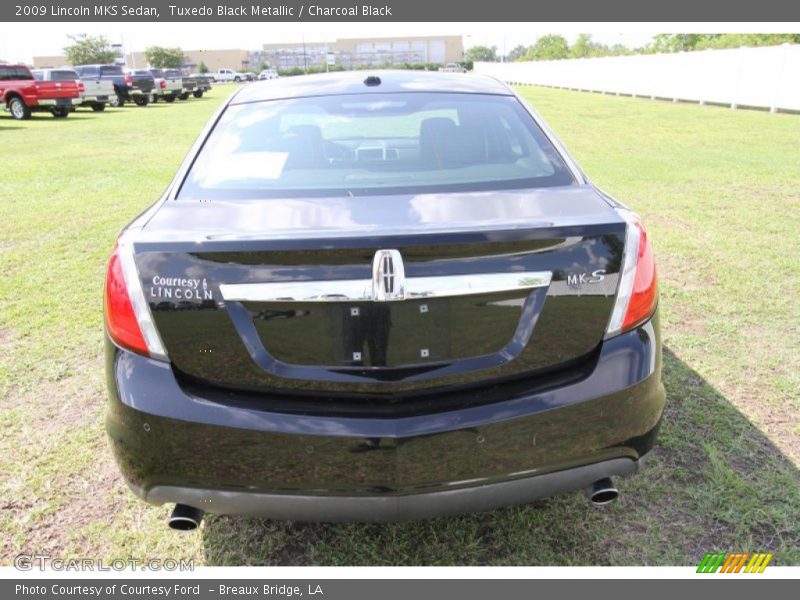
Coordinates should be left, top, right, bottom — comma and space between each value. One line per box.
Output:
149, 68, 183, 103
33, 67, 114, 112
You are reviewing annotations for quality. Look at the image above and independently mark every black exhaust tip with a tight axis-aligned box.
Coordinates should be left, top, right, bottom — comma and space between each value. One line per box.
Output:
168, 504, 204, 531
584, 477, 619, 506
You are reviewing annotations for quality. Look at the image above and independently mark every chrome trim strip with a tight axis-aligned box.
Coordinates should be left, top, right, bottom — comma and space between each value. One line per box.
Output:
219, 271, 552, 303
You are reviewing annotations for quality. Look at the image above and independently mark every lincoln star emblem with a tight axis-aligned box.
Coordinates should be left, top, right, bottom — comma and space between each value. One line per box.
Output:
372, 249, 405, 301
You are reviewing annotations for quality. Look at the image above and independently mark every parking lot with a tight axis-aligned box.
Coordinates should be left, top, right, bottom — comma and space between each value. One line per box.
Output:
1, 84, 798, 565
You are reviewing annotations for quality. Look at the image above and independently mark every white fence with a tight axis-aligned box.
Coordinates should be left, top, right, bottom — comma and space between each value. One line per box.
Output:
474, 44, 800, 112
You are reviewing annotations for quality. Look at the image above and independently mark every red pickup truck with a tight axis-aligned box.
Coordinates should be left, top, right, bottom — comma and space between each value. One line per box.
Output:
0, 64, 83, 119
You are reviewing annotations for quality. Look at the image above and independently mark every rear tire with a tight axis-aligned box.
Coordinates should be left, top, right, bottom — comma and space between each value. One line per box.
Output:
179, 92, 190, 101
51, 107, 69, 118
91, 103, 106, 112
132, 95, 149, 106
234, 76, 240, 82
193, 90, 203, 98
8, 96, 31, 120
149, 94, 158, 104
109, 94, 124, 108
164, 95, 176, 103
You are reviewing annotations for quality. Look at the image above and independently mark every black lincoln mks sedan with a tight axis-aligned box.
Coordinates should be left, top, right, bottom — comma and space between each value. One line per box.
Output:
104, 71, 663, 529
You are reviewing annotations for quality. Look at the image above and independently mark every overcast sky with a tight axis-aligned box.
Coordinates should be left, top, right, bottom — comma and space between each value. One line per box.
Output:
0, 22, 663, 63
1, 22, 795, 64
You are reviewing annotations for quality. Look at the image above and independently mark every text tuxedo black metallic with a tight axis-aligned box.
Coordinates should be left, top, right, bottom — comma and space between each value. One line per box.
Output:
104, 71, 664, 528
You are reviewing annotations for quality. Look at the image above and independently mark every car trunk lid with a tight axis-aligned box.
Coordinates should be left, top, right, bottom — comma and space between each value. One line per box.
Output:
133, 186, 625, 395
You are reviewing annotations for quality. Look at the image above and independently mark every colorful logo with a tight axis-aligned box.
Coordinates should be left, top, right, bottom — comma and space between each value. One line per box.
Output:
697, 552, 773, 573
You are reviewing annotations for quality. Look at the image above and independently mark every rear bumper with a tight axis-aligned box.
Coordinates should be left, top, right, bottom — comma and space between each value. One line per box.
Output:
118, 88, 148, 98
80, 95, 108, 104
35, 97, 82, 107
136, 456, 648, 522
105, 313, 665, 521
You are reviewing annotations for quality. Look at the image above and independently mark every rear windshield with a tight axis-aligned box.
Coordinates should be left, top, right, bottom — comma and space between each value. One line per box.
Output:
76, 66, 98, 77
165, 69, 182, 78
0, 66, 33, 81
50, 70, 79, 81
179, 92, 574, 199
100, 65, 123, 76
150, 69, 164, 78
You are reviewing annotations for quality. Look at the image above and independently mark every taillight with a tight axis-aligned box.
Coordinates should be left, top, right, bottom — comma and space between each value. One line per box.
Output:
104, 233, 167, 359
606, 211, 658, 337
77, 80, 85, 92
160, 79, 166, 89
124, 74, 133, 85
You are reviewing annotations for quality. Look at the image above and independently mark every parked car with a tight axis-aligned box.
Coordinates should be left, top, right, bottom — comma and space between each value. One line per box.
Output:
59, 66, 115, 111
104, 71, 663, 529
73, 65, 153, 107
149, 68, 182, 103
439, 63, 466, 73
186, 73, 212, 97
1, 63, 82, 119
212, 68, 247, 82
258, 69, 279, 80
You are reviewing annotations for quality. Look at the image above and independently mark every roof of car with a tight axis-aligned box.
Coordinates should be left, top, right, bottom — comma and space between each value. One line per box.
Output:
230, 70, 512, 104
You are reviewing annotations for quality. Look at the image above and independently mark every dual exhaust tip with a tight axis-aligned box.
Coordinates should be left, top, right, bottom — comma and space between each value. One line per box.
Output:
168, 504, 204, 531
167, 478, 618, 529
584, 477, 619, 506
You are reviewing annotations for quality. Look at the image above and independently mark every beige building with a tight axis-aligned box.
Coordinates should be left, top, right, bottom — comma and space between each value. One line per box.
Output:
33, 48, 250, 72
33, 55, 69, 68
126, 49, 251, 72
33, 36, 462, 72
259, 35, 464, 70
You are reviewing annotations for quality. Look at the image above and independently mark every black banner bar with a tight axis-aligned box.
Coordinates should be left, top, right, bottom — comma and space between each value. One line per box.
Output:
3, 579, 796, 600
3, 0, 800, 22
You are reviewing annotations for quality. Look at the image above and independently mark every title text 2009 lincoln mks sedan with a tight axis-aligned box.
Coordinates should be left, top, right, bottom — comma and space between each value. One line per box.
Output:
104, 71, 663, 530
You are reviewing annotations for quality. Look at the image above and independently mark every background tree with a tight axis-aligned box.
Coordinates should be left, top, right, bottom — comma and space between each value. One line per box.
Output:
570, 34, 602, 58
197, 61, 209, 74
464, 45, 498, 63
63, 34, 117, 66
645, 34, 705, 54
506, 44, 529, 62
511, 32, 800, 63
526, 35, 570, 61
692, 33, 800, 50
144, 46, 184, 68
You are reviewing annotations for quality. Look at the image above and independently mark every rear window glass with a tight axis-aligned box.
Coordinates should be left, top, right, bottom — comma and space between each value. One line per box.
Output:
50, 70, 79, 81
179, 92, 574, 199
100, 66, 123, 76
150, 69, 164, 78
0, 66, 34, 81
77, 66, 99, 77
165, 69, 182, 78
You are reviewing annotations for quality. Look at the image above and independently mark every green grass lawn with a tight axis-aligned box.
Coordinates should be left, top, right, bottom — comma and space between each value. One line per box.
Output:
1, 85, 798, 565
